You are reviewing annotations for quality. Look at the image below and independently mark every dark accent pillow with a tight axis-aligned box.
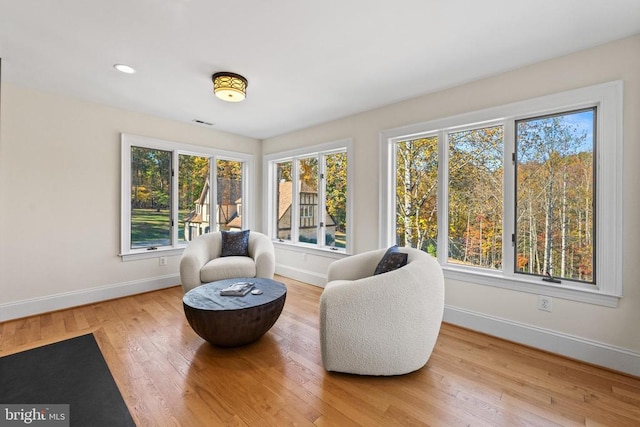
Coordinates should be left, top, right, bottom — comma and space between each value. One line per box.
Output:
221, 230, 250, 257
374, 245, 408, 275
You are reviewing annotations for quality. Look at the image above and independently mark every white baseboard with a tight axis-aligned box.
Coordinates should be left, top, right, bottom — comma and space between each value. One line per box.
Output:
444, 305, 640, 377
275, 264, 326, 287
0, 274, 180, 322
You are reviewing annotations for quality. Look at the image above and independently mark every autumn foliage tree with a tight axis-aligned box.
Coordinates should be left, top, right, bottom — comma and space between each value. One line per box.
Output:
325, 152, 347, 233
448, 126, 504, 270
395, 136, 438, 256
516, 111, 594, 282
178, 154, 209, 212
394, 109, 593, 283
132, 151, 243, 221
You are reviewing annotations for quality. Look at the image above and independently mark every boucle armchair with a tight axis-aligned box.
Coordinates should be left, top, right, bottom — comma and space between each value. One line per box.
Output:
179, 231, 275, 293
319, 246, 444, 376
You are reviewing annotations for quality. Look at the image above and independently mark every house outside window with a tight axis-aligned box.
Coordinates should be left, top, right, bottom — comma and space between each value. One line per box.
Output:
182, 159, 245, 238
265, 139, 352, 253
121, 134, 252, 260
178, 153, 210, 243
297, 156, 321, 244
380, 82, 622, 306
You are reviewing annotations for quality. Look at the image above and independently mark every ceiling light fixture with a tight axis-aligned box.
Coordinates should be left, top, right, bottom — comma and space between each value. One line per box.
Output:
212, 72, 247, 102
114, 64, 136, 74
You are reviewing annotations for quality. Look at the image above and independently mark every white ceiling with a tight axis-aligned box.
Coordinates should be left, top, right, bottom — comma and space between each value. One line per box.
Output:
1, 0, 639, 140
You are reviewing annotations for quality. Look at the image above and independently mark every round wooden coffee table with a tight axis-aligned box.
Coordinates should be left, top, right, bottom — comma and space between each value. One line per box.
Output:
183, 278, 287, 347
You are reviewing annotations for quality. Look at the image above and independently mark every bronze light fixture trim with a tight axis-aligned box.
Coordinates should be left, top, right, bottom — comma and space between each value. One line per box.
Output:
212, 72, 248, 102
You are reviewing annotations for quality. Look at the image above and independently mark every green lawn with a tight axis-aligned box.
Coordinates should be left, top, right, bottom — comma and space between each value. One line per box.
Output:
132, 209, 346, 249
131, 209, 188, 247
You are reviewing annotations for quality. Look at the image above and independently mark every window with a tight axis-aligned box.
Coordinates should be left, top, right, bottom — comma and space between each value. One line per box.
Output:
121, 134, 252, 260
265, 139, 352, 253
324, 151, 348, 249
297, 156, 319, 244
395, 136, 438, 255
515, 109, 596, 283
275, 161, 293, 240
216, 159, 244, 231
448, 125, 504, 270
130, 146, 172, 249
179, 153, 209, 244
381, 81, 622, 306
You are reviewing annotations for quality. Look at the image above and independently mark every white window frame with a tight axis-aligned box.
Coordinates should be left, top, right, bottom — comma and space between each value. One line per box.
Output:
380, 81, 623, 306
120, 133, 253, 261
263, 138, 353, 255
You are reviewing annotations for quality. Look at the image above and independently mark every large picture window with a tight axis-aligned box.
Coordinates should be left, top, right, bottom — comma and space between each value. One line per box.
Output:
265, 139, 352, 253
381, 82, 622, 305
121, 134, 252, 260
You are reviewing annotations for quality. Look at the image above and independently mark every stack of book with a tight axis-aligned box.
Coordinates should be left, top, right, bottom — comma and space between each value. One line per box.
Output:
219, 281, 254, 296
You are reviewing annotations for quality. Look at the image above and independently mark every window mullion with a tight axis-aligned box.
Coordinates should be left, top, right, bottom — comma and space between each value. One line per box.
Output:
387, 141, 398, 246
270, 161, 278, 238
318, 154, 326, 248
241, 160, 249, 230
210, 156, 218, 233
171, 151, 179, 246
502, 121, 516, 276
437, 130, 448, 265
291, 158, 300, 243
121, 142, 133, 254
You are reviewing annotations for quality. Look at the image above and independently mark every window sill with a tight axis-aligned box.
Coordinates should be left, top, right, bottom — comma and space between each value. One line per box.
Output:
273, 240, 348, 260
119, 247, 185, 262
443, 265, 620, 308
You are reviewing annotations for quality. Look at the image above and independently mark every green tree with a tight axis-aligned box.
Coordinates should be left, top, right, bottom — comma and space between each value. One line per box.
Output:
131, 147, 171, 209
179, 154, 209, 211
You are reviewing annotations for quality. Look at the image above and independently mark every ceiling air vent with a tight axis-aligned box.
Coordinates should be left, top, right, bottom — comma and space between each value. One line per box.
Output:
192, 119, 214, 126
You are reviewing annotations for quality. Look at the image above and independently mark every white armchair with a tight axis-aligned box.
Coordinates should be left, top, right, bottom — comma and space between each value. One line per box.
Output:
319, 247, 444, 376
179, 231, 275, 293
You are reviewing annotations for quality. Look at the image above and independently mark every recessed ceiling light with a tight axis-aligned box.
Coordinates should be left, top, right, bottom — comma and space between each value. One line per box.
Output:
114, 64, 136, 74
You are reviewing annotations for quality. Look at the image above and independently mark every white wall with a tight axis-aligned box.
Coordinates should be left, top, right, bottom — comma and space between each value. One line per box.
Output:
0, 83, 261, 319
262, 35, 640, 374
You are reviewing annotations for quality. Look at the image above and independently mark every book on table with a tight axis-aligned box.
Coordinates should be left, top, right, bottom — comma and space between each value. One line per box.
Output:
220, 281, 255, 296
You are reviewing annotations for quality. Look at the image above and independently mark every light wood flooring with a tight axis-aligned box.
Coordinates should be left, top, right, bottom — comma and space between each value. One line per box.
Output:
1, 276, 639, 426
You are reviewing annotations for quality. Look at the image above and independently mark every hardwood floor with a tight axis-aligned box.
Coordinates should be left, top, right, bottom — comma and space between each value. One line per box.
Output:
1, 276, 639, 426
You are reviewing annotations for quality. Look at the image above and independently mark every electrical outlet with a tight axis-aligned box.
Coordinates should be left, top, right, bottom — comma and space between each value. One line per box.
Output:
538, 295, 552, 312
159, 256, 167, 266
